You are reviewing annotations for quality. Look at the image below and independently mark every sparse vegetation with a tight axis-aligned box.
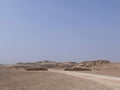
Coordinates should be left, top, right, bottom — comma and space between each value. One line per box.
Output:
25, 67, 48, 71
64, 67, 91, 71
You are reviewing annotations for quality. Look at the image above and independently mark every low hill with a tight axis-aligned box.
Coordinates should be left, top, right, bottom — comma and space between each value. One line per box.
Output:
9, 60, 116, 71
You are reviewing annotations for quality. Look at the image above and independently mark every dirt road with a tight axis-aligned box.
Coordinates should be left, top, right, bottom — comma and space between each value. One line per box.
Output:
49, 69, 120, 89
0, 67, 114, 90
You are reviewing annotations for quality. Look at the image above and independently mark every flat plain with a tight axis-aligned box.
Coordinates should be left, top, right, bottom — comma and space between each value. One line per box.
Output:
0, 67, 114, 90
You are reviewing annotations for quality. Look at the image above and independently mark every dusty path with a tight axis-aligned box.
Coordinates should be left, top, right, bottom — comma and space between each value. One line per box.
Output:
49, 69, 120, 89
0, 68, 113, 90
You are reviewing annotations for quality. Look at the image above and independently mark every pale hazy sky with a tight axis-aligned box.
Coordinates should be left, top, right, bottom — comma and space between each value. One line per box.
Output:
0, 0, 120, 64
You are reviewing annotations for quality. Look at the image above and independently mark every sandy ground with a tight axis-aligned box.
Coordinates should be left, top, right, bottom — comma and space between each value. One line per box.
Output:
83, 70, 120, 77
49, 69, 120, 89
0, 67, 114, 90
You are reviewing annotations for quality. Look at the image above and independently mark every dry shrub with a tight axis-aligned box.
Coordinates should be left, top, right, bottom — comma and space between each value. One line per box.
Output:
25, 67, 48, 71
64, 67, 91, 71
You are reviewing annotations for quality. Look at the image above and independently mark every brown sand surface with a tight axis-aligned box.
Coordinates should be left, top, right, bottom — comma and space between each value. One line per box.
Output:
49, 69, 120, 89
85, 70, 120, 77
0, 67, 113, 90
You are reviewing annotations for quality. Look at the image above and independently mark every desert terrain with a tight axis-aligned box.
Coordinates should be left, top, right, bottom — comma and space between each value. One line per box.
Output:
0, 60, 120, 90
0, 67, 114, 90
